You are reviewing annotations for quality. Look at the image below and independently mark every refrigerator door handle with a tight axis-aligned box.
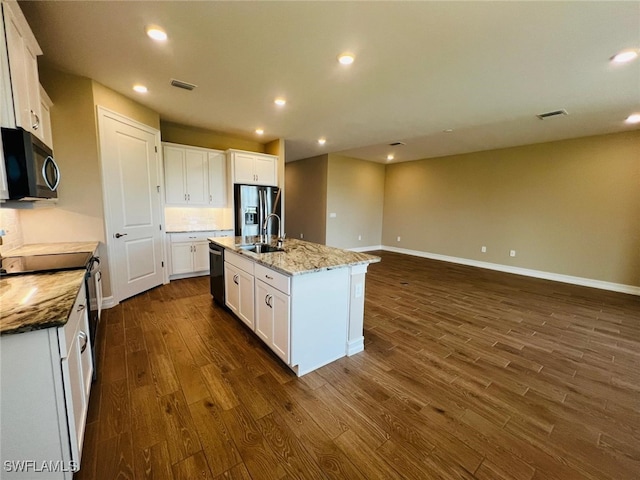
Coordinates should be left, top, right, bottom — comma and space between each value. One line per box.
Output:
258, 188, 264, 236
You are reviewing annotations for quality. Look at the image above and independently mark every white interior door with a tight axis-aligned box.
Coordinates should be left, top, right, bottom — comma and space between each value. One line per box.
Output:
98, 107, 163, 302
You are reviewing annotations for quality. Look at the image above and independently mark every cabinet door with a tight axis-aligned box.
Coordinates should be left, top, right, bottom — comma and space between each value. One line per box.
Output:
171, 243, 194, 275
4, 6, 30, 130
24, 42, 42, 139
255, 280, 273, 344
39, 85, 53, 148
164, 146, 187, 204
193, 241, 210, 272
271, 289, 290, 363
237, 268, 255, 329
233, 152, 257, 184
254, 155, 277, 186
208, 151, 226, 206
224, 263, 240, 315
185, 149, 208, 205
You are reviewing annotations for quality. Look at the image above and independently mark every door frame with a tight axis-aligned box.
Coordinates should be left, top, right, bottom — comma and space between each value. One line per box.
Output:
96, 106, 167, 304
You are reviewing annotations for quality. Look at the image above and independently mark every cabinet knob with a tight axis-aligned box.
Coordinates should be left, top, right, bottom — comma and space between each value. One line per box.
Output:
79, 331, 88, 354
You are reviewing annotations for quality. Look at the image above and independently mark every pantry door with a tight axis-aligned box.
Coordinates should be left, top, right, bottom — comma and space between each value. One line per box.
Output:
97, 107, 164, 302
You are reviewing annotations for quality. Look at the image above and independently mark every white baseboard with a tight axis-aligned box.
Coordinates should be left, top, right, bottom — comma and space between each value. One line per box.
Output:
101, 296, 118, 309
349, 245, 383, 253
382, 246, 640, 296
347, 337, 365, 356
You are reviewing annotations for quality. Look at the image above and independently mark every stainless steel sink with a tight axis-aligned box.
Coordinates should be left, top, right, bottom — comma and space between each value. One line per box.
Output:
238, 243, 284, 254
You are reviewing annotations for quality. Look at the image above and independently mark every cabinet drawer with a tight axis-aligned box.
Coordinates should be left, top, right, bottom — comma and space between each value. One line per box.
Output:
171, 232, 215, 243
225, 250, 254, 275
59, 283, 87, 359
255, 264, 290, 295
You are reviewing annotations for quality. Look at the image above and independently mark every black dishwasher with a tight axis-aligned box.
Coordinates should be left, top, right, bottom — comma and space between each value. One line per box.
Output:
209, 242, 225, 306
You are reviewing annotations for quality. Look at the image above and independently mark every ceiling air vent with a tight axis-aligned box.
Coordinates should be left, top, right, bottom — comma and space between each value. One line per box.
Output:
170, 79, 197, 91
536, 109, 568, 120
388, 141, 406, 146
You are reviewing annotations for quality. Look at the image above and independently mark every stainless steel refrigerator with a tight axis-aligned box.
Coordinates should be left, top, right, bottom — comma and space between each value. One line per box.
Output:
234, 184, 281, 237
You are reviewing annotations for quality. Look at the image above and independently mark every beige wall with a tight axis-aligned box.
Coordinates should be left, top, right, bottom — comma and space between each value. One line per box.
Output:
383, 130, 640, 286
160, 120, 264, 153
326, 154, 385, 249
284, 155, 328, 244
18, 66, 162, 297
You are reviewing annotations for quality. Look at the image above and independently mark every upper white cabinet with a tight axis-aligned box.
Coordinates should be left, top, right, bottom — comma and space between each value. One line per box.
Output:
39, 84, 53, 148
208, 151, 226, 207
228, 149, 278, 186
163, 143, 227, 207
1, 0, 45, 142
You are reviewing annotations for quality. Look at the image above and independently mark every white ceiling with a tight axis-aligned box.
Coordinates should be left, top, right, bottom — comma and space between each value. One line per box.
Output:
19, 1, 640, 163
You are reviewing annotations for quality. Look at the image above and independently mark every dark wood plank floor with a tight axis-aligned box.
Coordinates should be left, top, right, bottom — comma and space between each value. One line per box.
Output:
77, 251, 640, 480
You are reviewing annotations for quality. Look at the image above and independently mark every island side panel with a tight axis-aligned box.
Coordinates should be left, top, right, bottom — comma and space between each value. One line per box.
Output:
347, 264, 369, 356
290, 268, 350, 376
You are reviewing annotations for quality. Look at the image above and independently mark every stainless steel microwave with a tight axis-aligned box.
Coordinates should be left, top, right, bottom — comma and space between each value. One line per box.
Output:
1, 127, 60, 200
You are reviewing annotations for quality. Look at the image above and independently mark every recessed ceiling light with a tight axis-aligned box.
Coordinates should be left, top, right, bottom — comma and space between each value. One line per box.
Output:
255, 128, 264, 135
318, 138, 326, 145
387, 154, 394, 161
443, 129, 454, 133
146, 26, 167, 42
274, 98, 286, 106
133, 84, 148, 93
611, 49, 638, 63
625, 113, 640, 124
338, 53, 355, 65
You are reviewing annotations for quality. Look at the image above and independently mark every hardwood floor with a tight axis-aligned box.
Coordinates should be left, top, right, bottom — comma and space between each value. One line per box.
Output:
78, 251, 640, 479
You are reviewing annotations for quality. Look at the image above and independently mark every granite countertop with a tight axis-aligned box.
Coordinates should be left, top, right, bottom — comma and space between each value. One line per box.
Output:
0, 242, 99, 335
0, 269, 86, 335
166, 226, 233, 233
5, 241, 99, 256
209, 236, 380, 276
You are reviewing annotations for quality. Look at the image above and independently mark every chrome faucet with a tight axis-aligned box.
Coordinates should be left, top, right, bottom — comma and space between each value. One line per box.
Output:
262, 213, 284, 247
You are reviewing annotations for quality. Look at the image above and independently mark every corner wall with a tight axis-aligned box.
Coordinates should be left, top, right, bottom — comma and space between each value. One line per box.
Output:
382, 130, 640, 287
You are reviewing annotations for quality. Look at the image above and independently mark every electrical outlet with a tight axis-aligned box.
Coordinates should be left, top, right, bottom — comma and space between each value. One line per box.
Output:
481, 246, 487, 253
300, 233, 304, 239
397, 236, 401, 242
358, 235, 362, 241
510, 250, 516, 257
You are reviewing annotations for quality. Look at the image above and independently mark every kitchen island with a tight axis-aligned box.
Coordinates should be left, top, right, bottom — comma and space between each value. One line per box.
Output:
208, 236, 380, 376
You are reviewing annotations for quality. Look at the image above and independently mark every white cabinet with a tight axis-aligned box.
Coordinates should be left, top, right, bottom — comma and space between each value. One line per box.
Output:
228, 149, 278, 186
1, 1, 44, 141
163, 143, 228, 206
208, 151, 227, 206
39, 84, 53, 148
169, 232, 211, 278
224, 250, 255, 329
255, 264, 291, 363
0, 282, 93, 479
164, 145, 208, 205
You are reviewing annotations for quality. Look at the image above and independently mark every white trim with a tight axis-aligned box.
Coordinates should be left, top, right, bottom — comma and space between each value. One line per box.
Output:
100, 296, 118, 309
382, 246, 640, 296
346, 337, 364, 356
349, 245, 383, 253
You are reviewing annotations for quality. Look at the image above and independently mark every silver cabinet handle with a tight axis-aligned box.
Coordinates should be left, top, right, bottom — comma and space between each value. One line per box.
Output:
184, 194, 187, 201
209, 194, 212, 202
114, 233, 127, 238
265, 275, 273, 280
77, 303, 86, 312
31, 110, 40, 130
79, 331, 88, 353
233, 274, 239, 285
188, 193, 191, 201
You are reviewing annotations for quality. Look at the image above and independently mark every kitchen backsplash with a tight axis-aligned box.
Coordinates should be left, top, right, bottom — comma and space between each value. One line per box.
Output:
164, 207, 233, 232
0, 208, 24, 254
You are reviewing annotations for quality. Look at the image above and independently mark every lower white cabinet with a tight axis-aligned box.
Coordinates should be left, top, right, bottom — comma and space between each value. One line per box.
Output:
0, 283, 93, 479
255, 279, 290, 363
169, 232, 212, 278
224, 251, 255, 329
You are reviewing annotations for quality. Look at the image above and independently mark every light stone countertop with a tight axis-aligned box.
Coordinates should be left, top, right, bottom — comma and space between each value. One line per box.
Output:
5, 241, 99, 256
208, 236, 380, 276
165, 226, 233, 233
0, 269, 86, 335
0, 242, 99, 335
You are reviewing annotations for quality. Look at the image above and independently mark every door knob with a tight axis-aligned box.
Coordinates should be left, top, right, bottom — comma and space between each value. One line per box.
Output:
114, 233, 128, 238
